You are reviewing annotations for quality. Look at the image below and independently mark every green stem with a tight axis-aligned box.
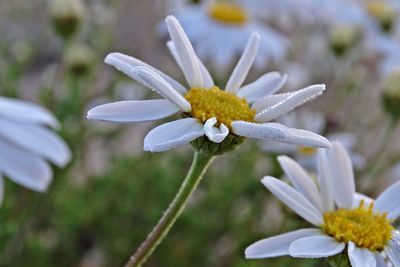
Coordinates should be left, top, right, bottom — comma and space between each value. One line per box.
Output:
364, 117, 398, 180
124, 151, 214, 267
326, 253, 351, 267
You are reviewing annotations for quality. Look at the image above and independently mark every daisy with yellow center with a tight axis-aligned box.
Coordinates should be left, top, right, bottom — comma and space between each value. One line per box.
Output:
87, 15, 329, 153
208, 2, 248, 25
246, 142, 400, 266
168, 1, 288, 74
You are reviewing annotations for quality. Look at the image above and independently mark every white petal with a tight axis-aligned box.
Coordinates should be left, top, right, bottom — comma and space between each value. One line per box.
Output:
261, 176, 323, 225
289, 235, 345, 258
231, 121, 330, 148
225, 32, 260, 94
144, 118, 204, 152
348, 242, 377, 267
281, 128, 331, 148
87, 99, 180, 123
245, 228, 321, 259
203, 118, 229, 143
278, 156, 323, 212
133, 66, 191, 112
104, 52, 187, 94
0, 97, 59, 128
167, 41, 214, 89
252, 92, 292, 113
0, 138, 51, 192
352, 193, 374, 208
237, 72, 287, 103
165, 16, 203, 88
375, 181, 400, 219
388, 207, 400, 219
385, 241, 400, 267
0, 176, 3, 206
0, 118, 71, 167
196, 57, 214, 89
329, 142, 356, 209
232, 121, 286, 139
254, 84, 326, 122
374, 253, 388, 267
317, 149, 335, 212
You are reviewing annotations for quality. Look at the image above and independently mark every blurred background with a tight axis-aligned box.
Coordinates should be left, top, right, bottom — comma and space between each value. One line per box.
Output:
1, 0, 400, 266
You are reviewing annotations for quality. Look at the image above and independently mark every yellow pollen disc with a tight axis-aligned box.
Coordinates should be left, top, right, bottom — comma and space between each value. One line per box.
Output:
296, 146, 317, 156
322, 200, 393, 251
184, 86, 256, 129
208, 2, 248, 25
367, 2, 393, 18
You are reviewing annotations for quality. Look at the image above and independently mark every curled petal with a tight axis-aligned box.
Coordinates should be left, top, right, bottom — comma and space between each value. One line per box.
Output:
203, 118, 229, 143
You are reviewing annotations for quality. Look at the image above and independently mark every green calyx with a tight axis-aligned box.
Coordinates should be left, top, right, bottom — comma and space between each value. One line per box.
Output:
191, 134, 245, 156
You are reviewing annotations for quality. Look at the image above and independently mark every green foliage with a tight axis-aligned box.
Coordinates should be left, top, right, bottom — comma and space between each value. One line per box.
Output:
0, 146, 325, 267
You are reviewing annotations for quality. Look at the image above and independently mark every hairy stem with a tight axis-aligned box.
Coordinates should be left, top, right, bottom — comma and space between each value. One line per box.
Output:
124, 151, 214, 267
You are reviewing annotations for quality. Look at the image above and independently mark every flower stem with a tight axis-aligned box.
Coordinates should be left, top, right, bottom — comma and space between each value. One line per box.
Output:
326, 253, 351, 267
123, 151, 214, 267
364, 117, 398, 180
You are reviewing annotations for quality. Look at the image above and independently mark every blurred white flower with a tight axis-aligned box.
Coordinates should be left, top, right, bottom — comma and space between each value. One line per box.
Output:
0, 97, 71, 205
87, 16, 329, 153
363, 1, 400, 75
261, 109, 366, 170
165, 0, 288, 75
246, 142, 400, 266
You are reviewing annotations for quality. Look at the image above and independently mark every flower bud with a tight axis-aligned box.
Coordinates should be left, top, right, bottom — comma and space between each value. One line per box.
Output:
50, 0, 85, 39
382, 71, 400, 120
64, 42, 94, 76
329, 25, 360, 57
367, 2, 396, 33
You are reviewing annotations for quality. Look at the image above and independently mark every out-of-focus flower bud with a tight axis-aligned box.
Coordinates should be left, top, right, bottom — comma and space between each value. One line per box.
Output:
329, 25, 360, 57
382, 70, 400, 120
50, 0, 85, 39
64, 42, 94, 76
367, 2, 396, 33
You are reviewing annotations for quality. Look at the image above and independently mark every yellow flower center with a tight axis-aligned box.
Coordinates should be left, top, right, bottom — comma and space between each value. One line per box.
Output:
367, 2, 392, 18
322, 201, 393, 251
208, 2, 248, 25
185, 86, 256, 129
296, 146, 317, 156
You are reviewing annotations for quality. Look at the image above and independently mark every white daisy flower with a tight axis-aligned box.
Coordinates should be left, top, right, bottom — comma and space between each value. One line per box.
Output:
0, 97, 71, 205
261, 109, 366, 170
87, 16, 330, 154
246, 141, 400, 266
168, 1, 288, 74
